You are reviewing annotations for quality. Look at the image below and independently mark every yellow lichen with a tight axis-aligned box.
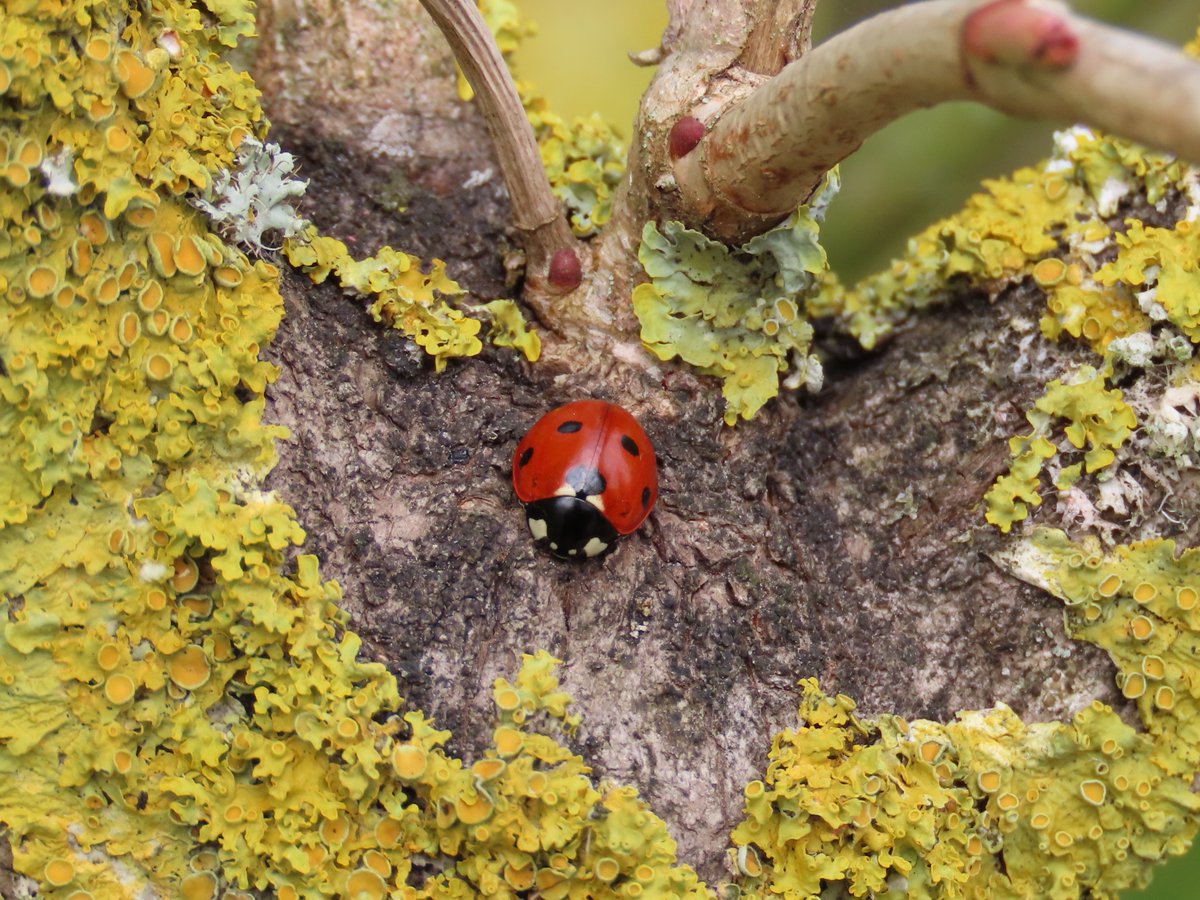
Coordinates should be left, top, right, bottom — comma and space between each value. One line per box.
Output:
984, 365, 1137, 532
480, 298, 541, 362
816, 127, 1200, 532
998, 528, 1200, 778
466, 0, 626, 237
811, 161, 1087, 349
0, 0, 580, 894
8, 2, 1200, 898
282, 226, 484, 372
730, 679, 1200, 899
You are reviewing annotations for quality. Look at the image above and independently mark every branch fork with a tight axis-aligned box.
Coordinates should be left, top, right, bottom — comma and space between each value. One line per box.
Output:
419, 0, 1200, 338
668, 0, 1200, 243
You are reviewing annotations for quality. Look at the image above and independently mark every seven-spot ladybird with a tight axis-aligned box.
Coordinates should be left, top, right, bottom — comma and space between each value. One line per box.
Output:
512, 400, 658, 559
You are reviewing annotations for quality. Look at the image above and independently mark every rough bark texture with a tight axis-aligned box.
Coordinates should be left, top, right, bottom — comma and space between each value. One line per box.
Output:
264, 255, 1133, 878
253, 0, 1200, 883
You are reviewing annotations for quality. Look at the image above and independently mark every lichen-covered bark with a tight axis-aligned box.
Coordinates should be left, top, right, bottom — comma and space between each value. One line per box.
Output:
253, 0, 1200, 885
255, 99, 1142, 887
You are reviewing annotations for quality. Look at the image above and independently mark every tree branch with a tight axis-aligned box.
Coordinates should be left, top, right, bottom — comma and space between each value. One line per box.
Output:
417, 0, 578, 286
739, 0, 817, 75
674, 0, 1200, 242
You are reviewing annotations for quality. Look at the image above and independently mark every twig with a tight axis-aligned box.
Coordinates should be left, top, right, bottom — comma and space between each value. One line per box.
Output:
674, 0, 1200, 242
417, 0, 579, 289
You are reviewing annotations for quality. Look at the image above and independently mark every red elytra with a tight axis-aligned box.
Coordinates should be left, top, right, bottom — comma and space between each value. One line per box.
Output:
512, 400, 658, 559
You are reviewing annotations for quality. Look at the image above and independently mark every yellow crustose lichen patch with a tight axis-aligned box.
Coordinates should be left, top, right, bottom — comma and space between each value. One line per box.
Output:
999, 529, 1200, 778
0, 2, 700, 896
729, 680, 1200, 900
7, 1, 1200, 898
282, 225, 487, 372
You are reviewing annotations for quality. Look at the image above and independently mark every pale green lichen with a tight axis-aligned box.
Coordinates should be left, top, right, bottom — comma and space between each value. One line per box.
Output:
633, 172, 837, 425
1126, 357, 1200, 471
191, 136, 307, 251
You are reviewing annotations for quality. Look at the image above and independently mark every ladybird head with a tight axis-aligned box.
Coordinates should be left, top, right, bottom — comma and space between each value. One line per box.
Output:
524, 495, 619, 560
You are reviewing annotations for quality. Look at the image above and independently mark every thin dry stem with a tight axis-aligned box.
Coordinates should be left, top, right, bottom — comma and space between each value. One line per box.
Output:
418, 0, 577, 275
675, 0, 1200, 241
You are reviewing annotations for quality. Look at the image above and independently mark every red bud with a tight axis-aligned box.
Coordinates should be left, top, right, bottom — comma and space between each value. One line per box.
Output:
548, 248, 582, 291
962, 0, 1078, 69
669, 116, 705, 160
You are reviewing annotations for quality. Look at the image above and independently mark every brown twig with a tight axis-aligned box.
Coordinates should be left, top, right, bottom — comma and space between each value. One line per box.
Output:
417, 0, 579, 290
674, 0, 1200, 242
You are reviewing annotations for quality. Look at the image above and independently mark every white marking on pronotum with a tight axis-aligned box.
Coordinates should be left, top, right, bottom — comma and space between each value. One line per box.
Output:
583, 537, 608, 557
568, 548, 578, 556
554, 484, 574, 497
585, 494, 605, 513
527, 518, 548, 540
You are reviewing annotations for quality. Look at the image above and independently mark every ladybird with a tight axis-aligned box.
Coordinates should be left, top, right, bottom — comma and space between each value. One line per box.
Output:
512, 400, 658, 559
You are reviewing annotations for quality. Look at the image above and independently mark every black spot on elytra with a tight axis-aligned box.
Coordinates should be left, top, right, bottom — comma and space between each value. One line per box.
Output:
565, 465, 606, 497
620, 435, 640, 457
518, 447, 533, 467
557, 420, 583, 433
642, 486, 651, 508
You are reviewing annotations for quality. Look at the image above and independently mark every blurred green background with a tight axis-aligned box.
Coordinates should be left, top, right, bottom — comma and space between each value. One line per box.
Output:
514, 1, 1200, 896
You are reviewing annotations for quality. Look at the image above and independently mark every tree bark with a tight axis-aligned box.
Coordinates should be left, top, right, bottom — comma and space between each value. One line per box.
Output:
253, 0, 1200, 882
